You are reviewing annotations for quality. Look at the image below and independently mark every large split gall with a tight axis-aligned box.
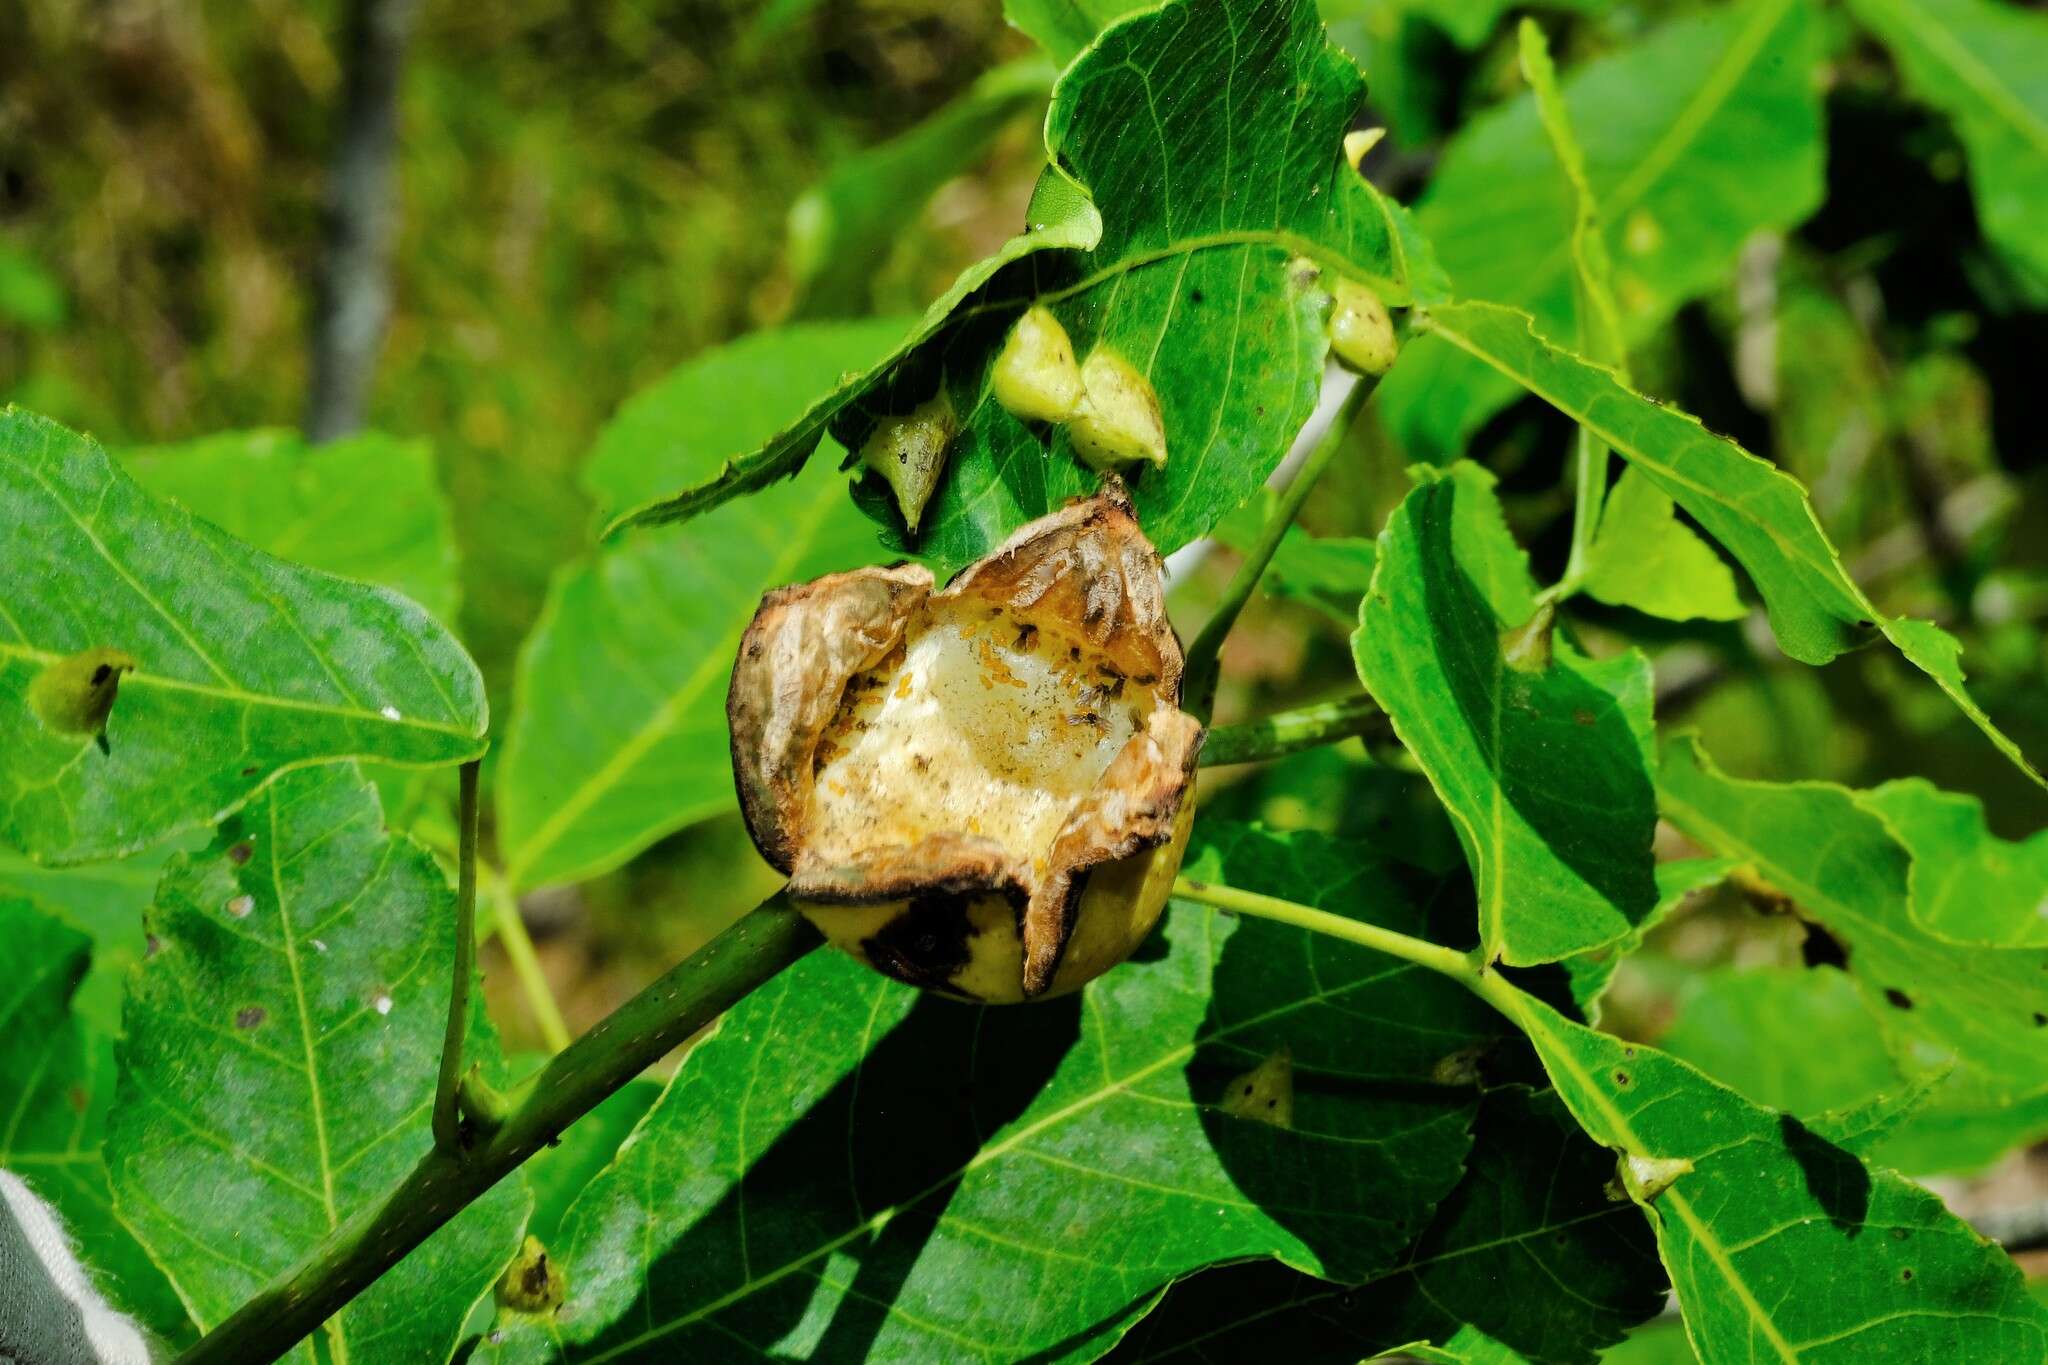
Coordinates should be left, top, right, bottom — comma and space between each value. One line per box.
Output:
727, 484, 1202, 1001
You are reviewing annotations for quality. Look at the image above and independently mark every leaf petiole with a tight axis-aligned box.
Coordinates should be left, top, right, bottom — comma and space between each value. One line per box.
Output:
1197, 694, 1390, 767
432, 759, 482, 1152
1182, 373, 1378, 722
1172, 875, 1531, 1026
1172, 876, 1480, 986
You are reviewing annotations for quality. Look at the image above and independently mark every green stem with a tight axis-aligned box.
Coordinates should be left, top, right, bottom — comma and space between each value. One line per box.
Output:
1172, 876, 1477, 985
1183, 376, 1377, 722
175, 899, 823, 1365
433, 760, 481, 1151
1198, 694, 1389, 767
492, 877, 572, 1052
1553, 424, 1609, 604
1173, 876, 1540, 1032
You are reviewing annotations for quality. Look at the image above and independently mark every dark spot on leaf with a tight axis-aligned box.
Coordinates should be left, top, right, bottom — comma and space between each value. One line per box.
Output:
228, 841, 254, 865
1189, 288, 1204, 304
1613, 1070, 1631, 1087
1573, 708, 1596, 726
235, 1006, 266, 1029
67, 1084, 88, 1114
1802, 923, 1850, 970
1622, 1046, 1637, 1059
242, 765, 260, 776
1884, 988, 1914, 1011
1900, 1268, 1914, 1282
2034, 1013, 2046, 1028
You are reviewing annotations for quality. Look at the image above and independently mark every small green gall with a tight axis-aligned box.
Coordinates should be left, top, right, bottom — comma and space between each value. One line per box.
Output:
1328, 277, 1398, 377
1618, 1152, 1693, 1203
859, 391, 957, 534
28, 646, 137, 752
1068, 347, 1167, 472
495, 1235, 566, 1314
1500, 600, 1555, 673
992, 305, 1083, 423
1220, 1048, 1293, 1128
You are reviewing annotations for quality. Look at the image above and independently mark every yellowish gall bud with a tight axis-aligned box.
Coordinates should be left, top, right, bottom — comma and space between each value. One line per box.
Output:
1068, 347, 1167, 472
992, 305, 1084, 424
28, 646, 137, 750
859, 391, 956, 534
1220, 1048, 1294, 1128
1328, 277, 1398, 377
495, 1236, 566, 1314
1343, 128, 1386, 172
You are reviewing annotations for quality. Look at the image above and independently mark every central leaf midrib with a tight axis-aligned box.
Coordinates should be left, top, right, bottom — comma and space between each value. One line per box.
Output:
0, 641, 476, 738
1501, 993, 1799, 1363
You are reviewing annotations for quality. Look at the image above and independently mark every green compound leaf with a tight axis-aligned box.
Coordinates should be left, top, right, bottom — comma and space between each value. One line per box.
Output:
1649, 964, 2040, 1175
487, 823, 1508, 1361
1494, 988, 2048, 1365
1003, 0, 1149, 66
581, 317, 915, 524
1844, 0, 2048, 298
1519, 15, 1745, 627
1860, 778, 2048, 947
0, 898, 191, 1346
522, 1075, 661, 1248
1582, 471, 1747, 623
1657, 966, 1909, 1121
1560, 856, 1737, 1025
1877, 616, 2043, 789
123, 428, 461, 628
1422, 305, 2041, 784
1352, 463, 1659, 966
1377, 0, 1822, 460
1516, 16, 1621, 370
1103, 1086, 1666, 1364
1420, 304, 1868, 661
106, 765, 528, 1363
787, 60, 1056, 317
1657, 735, 2048, 1107
609, 0, 1441, 577
0, 835, 194, 1035
0, 409, 486, 866
1373, 1330, 1530, 1364
498, 323, 910, 892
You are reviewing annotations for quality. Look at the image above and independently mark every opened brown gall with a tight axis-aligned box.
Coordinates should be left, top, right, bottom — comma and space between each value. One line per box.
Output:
727, 485, 1203, 1001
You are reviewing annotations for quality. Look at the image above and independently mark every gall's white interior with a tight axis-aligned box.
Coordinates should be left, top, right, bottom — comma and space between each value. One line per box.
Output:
807, 597, 1156, 882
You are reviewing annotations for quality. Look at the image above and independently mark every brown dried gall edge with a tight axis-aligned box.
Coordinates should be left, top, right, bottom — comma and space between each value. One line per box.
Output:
727, 483, 1203, 1002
